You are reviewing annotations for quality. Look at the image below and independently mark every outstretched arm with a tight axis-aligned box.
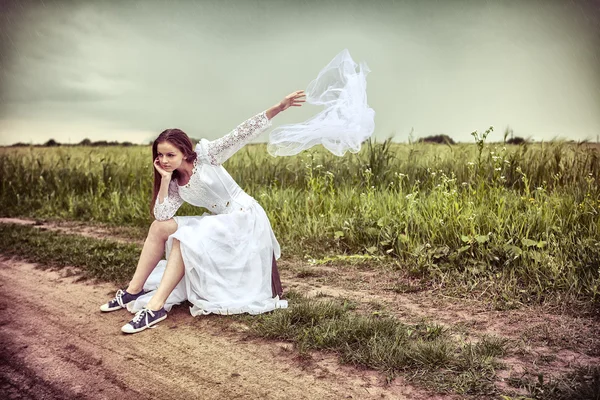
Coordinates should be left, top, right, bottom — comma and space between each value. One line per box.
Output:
197, 91, 305, 165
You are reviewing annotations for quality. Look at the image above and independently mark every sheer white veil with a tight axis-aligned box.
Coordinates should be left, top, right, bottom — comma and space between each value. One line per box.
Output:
267, 49, 375, 157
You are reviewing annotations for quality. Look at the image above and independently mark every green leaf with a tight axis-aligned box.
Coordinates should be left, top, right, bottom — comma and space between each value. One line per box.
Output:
521, 238, 538, 247
458, 245, 471, 253
366, 246, 378, 254
536, 240, 547, 248
366, 227, 379, 236
505, 245, 522, 257
475, 235, 489, 244
461, 235, 471, 243
334, 231, 344, 239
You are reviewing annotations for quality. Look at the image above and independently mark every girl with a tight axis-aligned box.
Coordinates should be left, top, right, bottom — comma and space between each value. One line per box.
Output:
100, 90, 306, 334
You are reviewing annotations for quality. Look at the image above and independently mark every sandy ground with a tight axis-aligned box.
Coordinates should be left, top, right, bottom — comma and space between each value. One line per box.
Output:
1, 217, 598, 399
0, 257, 449, 400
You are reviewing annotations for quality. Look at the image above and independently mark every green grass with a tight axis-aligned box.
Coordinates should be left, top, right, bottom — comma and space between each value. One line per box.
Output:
0, 223, 140, 284
1, 139, 599, 308
237, 290, 507, 395
505, 365, 600, 400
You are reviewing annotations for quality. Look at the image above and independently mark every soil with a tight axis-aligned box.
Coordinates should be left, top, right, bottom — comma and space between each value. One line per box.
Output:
1, 217, 598, 399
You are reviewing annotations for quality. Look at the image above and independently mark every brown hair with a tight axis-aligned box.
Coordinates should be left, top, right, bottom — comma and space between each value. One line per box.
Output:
150, 128, 197, 217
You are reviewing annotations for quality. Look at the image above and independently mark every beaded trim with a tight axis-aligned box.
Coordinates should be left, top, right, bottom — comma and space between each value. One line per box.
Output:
178, 158, 198, 189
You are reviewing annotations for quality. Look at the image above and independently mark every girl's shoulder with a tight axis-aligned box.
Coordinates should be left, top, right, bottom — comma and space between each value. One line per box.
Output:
195, 139, 219, 166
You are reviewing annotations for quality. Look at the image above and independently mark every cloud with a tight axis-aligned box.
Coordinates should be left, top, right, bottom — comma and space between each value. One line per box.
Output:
0, 0, 599, 146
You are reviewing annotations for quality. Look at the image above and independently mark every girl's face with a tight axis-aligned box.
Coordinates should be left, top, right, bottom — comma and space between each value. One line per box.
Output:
156, 141, 186, 172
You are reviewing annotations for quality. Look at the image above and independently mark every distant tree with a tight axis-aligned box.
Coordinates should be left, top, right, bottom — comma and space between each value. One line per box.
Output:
79, 138, 92, 146
417, 134, 455, 145
506, 137, 526, 145
44, 139, 60, 147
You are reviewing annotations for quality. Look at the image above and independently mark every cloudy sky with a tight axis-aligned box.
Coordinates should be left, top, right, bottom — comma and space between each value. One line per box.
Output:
0, 0, 599, 145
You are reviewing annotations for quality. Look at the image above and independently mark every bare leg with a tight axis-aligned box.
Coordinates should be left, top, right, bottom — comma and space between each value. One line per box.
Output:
145, 238, 185, 311
126, 219, 178, 294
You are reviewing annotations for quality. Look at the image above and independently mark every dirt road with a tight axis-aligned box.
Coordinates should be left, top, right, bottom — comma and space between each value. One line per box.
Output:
0, 257, 431, 400
2, 218, 598, 399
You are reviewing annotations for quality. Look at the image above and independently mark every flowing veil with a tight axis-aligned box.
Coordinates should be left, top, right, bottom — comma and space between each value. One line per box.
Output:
267, 49, 375, 157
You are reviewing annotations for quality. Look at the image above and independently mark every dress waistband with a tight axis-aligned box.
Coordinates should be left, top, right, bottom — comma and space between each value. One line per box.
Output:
222, 192, 256, 214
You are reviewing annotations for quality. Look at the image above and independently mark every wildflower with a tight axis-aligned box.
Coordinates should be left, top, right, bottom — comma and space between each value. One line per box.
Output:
467, 162, 475, 166
462, 182, 468, 186
495, 167, 501, 171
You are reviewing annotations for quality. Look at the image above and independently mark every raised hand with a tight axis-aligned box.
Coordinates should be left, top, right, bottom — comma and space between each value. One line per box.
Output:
278, 90, 306, 112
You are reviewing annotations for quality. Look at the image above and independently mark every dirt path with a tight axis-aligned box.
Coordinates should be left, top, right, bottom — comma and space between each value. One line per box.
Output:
1, 217, 598, 399
0, 257, 446, 400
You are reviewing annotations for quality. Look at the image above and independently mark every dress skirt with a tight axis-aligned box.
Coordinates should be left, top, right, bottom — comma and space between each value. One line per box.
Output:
127, 200, 287, 316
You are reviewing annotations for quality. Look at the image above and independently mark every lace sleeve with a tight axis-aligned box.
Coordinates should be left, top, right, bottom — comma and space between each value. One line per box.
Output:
153, 180, 184, 221
195, 111, 272, 165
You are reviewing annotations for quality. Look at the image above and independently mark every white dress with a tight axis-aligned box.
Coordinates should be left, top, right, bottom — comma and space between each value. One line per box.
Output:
127, 111, 288, 316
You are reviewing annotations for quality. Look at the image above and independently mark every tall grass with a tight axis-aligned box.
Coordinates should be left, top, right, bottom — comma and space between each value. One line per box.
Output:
1, 138, 599, 305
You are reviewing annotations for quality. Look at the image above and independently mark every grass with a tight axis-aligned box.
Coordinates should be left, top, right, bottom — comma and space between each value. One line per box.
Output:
0, 223, 140, 284
505, 365, 600, 400
1, 139, 598, 309
237, 290, 507, 395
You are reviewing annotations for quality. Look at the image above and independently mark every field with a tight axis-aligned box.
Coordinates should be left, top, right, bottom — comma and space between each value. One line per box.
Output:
1, 137, 599, 399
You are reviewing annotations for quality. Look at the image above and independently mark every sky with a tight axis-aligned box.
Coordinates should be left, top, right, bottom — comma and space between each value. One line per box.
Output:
0, 0, 599, 145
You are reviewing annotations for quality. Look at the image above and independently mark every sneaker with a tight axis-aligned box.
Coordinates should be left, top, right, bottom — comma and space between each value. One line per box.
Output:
100, 289, 144, 312
121, 307, 168, 334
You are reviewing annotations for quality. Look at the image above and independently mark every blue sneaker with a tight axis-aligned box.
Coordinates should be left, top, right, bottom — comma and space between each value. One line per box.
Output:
100, 289, 144, 312
121, 307, 168, 334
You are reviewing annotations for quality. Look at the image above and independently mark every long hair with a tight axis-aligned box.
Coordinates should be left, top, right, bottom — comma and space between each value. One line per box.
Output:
150, 128, 197, 217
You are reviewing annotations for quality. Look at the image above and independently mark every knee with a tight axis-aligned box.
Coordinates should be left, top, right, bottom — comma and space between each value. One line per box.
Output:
149, 219, 177, 241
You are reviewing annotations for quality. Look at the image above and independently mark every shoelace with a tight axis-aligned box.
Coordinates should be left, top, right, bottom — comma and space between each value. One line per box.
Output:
131, 308, 157, 329
113, 289, 126, 308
